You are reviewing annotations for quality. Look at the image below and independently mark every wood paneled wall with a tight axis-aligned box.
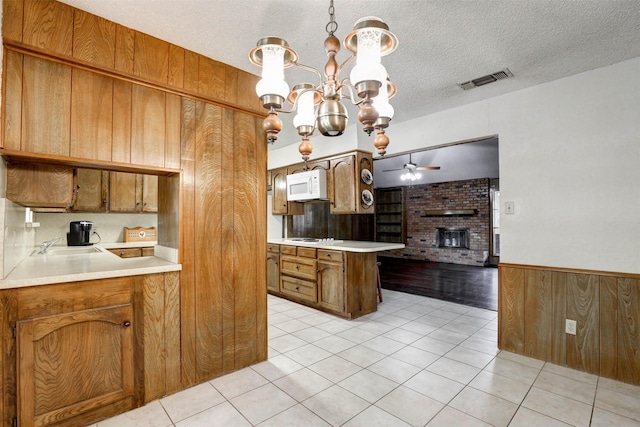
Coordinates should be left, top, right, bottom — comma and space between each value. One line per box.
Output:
180, 98, 267, 386
499, 264, 640, 386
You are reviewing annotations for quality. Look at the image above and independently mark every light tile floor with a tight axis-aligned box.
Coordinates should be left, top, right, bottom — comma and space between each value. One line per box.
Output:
92, 290, 640, 427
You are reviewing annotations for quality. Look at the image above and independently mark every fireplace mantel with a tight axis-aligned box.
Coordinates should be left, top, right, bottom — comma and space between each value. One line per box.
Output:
422, 209, 477, 217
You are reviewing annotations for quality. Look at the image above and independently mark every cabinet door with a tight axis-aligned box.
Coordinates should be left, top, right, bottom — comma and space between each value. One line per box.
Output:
131, 85, 165, 167
74, 169, 109, 212
272, 167, 288, 215
22, 55, 71, 155
267, 253, 280, 293
70, 69, 113, 161
17, 304, 134, 427
317, 261, 345, 312
6, 163, 74, 208
110, 172, 141, 212
329, 155, 357, 213
271, 167, 304, 215
142, 175, 158, 212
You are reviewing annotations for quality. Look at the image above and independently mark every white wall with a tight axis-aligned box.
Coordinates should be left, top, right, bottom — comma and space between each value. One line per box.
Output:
268, 57, 640, 274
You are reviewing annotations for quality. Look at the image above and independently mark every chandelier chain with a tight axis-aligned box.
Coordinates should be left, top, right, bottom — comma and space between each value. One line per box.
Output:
325, 0, 338, 35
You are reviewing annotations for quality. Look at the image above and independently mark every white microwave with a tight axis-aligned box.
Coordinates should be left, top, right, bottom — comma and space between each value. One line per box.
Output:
286, 169, 328, 201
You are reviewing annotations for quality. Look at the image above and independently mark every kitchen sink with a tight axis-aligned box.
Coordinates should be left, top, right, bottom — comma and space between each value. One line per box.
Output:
31, 246, 104, 256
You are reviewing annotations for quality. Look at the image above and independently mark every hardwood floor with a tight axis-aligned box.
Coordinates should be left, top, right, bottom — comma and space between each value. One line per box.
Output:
377, 256, 498, 311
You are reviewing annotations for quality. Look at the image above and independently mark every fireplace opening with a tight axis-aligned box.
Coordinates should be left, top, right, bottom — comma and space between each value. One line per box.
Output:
436, 228, 470, 249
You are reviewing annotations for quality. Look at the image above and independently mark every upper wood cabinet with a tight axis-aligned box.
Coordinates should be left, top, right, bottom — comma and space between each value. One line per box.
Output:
70, 69, 113, 161
269, 150, 374, 215
271, 167, 304, 215
6, 163, 74, 208
21, 55, 72, 156
329, 155, 357, 213
73, 169, 109, 212
109, 172, 158, 213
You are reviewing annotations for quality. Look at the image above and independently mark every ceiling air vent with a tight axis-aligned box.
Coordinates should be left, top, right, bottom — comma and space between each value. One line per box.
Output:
458, 68, 513, 90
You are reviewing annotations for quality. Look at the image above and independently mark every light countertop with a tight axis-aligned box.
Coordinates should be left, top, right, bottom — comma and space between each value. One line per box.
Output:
267, 238, 405, 253
0, 243, 181, 289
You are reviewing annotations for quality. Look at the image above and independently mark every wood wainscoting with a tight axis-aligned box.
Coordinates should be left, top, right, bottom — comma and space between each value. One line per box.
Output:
499, 263, 640, 386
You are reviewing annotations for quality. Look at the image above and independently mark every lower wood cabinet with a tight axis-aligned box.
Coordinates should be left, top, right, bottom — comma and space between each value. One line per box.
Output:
107, 247, 155, 258
317, 250, 345, 312
17, 304, 134, 427
1, 271, 180, 427
267, 244, 280, 293
268, 244, 376, 319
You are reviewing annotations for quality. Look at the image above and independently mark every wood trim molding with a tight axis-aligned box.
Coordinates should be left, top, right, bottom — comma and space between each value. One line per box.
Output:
499, 262, 640, 279
0, 149, 182, 176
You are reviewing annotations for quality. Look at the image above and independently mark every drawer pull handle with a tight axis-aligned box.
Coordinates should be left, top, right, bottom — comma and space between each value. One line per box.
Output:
295, 286, 300, 291
327, 254, 331, 258
123, 321, 131, 327
296, 265, 299, 269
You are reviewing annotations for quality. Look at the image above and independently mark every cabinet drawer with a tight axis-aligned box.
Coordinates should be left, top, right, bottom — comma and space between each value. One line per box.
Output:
317, 249, 343, 262
141, 247, 155, 257
108, 248, 142, 258
281, 276, 317, 303
280, 245, 297, 255
267, 243, 280, 253
281, 255, 317, 281
297, 247, 316, 258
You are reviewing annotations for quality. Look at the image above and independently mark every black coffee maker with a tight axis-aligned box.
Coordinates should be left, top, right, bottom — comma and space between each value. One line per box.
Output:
67, 221, 93, 246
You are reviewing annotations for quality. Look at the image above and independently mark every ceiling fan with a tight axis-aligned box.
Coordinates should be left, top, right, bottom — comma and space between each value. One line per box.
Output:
382, 153, 440, 176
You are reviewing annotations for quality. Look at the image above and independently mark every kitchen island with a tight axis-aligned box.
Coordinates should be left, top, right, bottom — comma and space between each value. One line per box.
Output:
267, 239, 404, 319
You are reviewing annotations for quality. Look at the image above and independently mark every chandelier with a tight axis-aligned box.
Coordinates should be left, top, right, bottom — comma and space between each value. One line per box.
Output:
249, 0, 398, 161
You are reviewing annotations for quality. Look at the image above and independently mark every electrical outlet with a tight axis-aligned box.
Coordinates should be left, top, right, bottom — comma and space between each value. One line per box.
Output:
565, 319, 577, 335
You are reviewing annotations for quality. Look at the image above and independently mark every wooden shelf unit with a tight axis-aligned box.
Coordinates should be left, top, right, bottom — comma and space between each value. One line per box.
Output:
374, 187, 405, 243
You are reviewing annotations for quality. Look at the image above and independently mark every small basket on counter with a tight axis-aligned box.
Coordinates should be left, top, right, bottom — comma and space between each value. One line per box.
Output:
123, 226, 157, 243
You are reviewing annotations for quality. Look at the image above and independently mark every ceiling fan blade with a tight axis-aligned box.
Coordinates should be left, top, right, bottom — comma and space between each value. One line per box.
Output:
382, 168, 405, 172
416, 166, 441, 171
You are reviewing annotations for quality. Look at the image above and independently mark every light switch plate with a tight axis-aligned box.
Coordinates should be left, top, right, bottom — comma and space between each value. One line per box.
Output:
505, 201, 515, 214
565, 319, 577, 335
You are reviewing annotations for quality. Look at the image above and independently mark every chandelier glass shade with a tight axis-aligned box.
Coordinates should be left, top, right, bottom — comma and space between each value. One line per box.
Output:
248, 1, 398, 161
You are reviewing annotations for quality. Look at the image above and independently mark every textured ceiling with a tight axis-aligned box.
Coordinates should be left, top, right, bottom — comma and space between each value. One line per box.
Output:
59, 0, 640, 152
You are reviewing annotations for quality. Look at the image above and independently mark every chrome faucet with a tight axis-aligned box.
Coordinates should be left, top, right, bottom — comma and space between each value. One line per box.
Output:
39, 237, 62, 254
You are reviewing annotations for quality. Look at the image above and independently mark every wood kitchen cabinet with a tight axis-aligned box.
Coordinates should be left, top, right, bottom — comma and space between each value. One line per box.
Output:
6, 278, 136, 427
268, 150, 374, 216
267, 244, 280, 293
6, 163, 75, 208
317, 250, 345, 312
271, 167, 304, 215
17, 304, 134, 427
73, 168, 109, 212
107, 247, 155, 258
109, 172, 158, 213
1, 272, 181, 426
329, 151, 374, 214
3, 53, 72, 155
267, 244, 377, 319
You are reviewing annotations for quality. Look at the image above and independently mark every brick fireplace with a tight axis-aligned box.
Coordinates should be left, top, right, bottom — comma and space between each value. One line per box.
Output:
383, 178, 491, 266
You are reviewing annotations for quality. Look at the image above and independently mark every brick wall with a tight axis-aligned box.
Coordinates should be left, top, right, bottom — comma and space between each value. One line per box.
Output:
383, 178, 491, 266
